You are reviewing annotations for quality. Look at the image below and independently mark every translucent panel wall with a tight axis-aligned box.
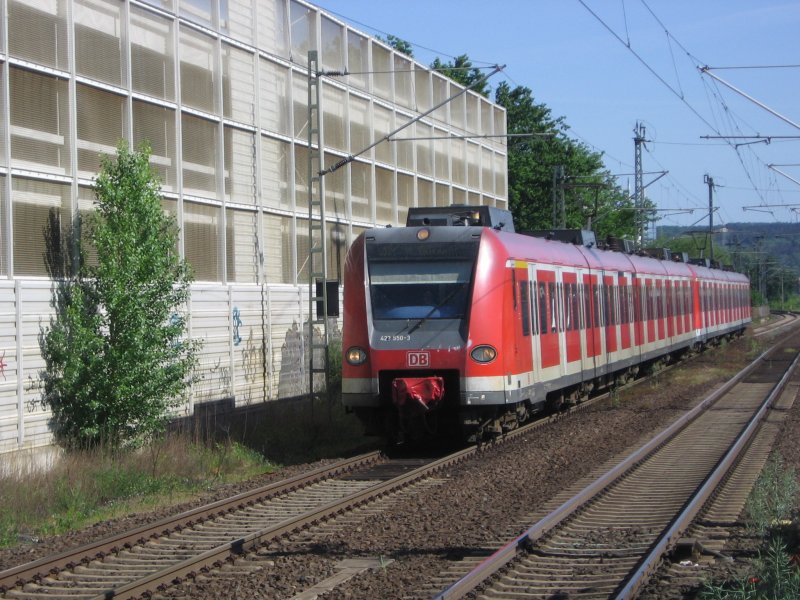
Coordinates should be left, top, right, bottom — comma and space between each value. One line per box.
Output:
74, 0, 123, 86
224, 126, 256, 205
259, 58, 290, 137
289, 0, 316, 66
8, 0, 69, 70
261, 136, 291, 212
9, 68, 71, 176
320, 16, 344, 73
323, 152, 346, 220
350, 161, 371, 222
181, 114, 218, 198
0, 0, 507, 285
262, 212, 293, 284
131, 6, 175, 101
184, 200, 220, 281
0, 0, 509, 453
322, 84, 346, 153
76, 84, 126, 178
226, 208, 258, 283
0, 176, 6, 275
180, 27, 216, 114
132, 100, 177, 192
12, 178, 71, 277
223, 44, 255, 124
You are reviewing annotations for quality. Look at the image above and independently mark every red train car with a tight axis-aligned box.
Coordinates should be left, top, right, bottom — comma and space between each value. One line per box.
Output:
342, 206, 751, 442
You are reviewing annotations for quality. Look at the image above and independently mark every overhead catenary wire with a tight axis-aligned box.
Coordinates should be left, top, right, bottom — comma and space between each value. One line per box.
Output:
581, 0, 791, 221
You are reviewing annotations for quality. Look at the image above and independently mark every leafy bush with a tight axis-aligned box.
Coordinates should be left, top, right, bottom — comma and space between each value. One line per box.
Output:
41, 142, 198, 450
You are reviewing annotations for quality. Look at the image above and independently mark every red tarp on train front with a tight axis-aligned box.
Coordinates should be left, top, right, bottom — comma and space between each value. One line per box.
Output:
391, 377, 444, 412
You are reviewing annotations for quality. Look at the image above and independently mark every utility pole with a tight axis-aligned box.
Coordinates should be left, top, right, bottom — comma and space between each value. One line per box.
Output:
552, 165, 565, 228
633, 122, 646, 248
704, 174, 715, 263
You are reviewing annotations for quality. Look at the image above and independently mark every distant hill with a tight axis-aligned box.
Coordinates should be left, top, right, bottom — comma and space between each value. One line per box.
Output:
656, 222, 800, 272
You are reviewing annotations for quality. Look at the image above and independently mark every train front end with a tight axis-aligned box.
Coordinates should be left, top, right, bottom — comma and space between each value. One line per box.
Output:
342, 207, 510, 443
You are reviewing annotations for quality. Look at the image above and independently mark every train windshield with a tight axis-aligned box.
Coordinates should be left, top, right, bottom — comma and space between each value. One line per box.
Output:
368, 260, 473, 320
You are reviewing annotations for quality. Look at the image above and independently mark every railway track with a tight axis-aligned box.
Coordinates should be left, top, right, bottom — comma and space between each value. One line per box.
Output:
1, 325, 787, 599
752, 311, 798, 337
0, 397, 608, 600
434, 331, 800, 600
0, 352, 656, 600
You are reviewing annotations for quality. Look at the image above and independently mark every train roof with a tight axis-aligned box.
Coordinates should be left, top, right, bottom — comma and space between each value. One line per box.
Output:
484, 229, 748, 282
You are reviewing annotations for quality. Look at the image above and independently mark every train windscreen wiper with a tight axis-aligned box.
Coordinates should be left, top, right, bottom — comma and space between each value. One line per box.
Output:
406, 282, 469, 335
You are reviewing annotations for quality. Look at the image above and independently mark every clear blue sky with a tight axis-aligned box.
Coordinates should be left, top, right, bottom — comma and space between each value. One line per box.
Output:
314, 0, 800, 233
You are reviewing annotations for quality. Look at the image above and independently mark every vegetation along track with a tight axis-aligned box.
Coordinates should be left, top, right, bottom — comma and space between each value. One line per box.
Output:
0, 453, 392, 599
436, 330, 800, 600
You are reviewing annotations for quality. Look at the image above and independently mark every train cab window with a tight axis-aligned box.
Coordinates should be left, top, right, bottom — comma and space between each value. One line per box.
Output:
520, 281, 530, 336
368, 260, 473, 320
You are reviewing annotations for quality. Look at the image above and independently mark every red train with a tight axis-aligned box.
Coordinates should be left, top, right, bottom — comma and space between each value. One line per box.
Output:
342, 206, 751, 443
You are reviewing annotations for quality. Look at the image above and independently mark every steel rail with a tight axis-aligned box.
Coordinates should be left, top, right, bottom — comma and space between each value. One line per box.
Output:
433, 341, 782, 600
93, 444, 479, 599
0, 451, 382, 591
615, 348, 800, 598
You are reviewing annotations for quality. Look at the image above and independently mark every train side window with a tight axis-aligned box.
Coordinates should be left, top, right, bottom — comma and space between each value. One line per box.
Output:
564, 283, 571, 331
593, 284, 601, 327
530, 281, 538, 335
549, 282, 557, 332
627, 285, 633, 323
538, 282, 548, 334
583, 283, 592, 329
520, 281, 530, 336
570, 283, 579, 331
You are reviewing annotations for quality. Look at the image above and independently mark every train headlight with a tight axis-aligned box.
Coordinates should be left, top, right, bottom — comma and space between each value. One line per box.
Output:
346, 346, 368, 365
470, 345, 497, 363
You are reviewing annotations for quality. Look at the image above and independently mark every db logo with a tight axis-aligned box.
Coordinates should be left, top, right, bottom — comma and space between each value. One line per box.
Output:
407, 351, 430, 367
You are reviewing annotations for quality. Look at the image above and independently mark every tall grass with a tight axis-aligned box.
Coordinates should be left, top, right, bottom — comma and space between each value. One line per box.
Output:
700, 452, 799, 599
0, 436, 271, 548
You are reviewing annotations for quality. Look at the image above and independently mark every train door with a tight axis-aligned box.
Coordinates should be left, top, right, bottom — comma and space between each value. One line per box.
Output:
633, 276, 644, 348
603, 272, 617, 356
619, 273, 632, 350
527, 275, 542, 384
555, 268, 569, 380
656, 279, 665, 341
666, 280, 675, 338
562, 270, 582, 368
535, 269, 560, 384
674, 279, 683, 336
645, 278, 656, 345
581, 272, 600, 380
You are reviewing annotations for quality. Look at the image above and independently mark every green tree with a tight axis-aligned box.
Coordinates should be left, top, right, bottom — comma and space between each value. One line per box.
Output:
42, 142, 198, 450
494, 81, 635, 239
377, 34, 413, 57
430, 54, 491, 97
